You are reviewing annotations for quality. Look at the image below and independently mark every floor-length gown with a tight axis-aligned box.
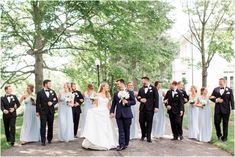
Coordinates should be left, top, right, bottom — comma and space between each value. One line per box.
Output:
80, 91, 94, 137
152, 90, 165, 138
198, 96, 212, 142
82, 96, 118, 150
188, 95, 199, 139
20, 96, 40, 142
130, 97, 139, 139
58, 92, 74, 142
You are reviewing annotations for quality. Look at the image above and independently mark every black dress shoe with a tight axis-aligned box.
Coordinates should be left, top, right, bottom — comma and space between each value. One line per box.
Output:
10, 143, 14, 146
179, 136, 184, 140
171, 137, 178, 141
141, 137, 145, 141
147, 139, 152, 143
217, 136, 222, 141
41, 143, 46, 146
74, 135, 78, 138
221, 137, 227, 142
48, 141, 52, 144
116, 146, 125, 151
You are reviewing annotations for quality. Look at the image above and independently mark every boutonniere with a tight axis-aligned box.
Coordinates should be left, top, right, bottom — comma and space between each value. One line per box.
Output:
10, 96, 15, 101
225, 88, 228, 91
74, 93, 78, 95
50, 90, 53, 94
150, 90, 153, 92
149, 86, 152, 90
53, 97, 57, 101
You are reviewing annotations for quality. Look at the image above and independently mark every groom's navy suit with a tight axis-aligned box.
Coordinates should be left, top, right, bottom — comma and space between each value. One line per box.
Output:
110, 90, 136, 147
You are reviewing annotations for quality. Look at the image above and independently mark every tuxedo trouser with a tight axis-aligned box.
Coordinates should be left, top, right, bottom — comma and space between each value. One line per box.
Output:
180, 112, 184, 136
139, 111, 154, 140
3, 115, 16, 143
72, 109, 80, 136
116, 118, 132, 147
169, 111, 181, 138
214, 112, 230, 139
40, 113, 54, 143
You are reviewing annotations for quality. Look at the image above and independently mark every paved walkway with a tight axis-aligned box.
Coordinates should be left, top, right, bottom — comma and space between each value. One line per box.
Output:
1, 117, 232, 156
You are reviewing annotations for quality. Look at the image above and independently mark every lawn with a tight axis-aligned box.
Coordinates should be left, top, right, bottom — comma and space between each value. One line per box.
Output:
183, 103, 235, 155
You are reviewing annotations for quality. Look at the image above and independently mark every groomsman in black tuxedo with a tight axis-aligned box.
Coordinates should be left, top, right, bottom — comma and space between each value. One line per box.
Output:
1, 85, 21, 146
164, 81, 184, 140
210, 78, 234, 142
110, 79, 136, 151
137, 77, 159, 142
177, 81, 189, 139
36, 80, 58, 146
71, 83, 84, 138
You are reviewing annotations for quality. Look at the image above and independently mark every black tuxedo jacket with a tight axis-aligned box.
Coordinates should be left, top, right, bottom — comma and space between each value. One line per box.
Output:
137, 85, 159, 112
36, 89, 58, 115
1, 94, 20, 117
178, 89, 189, 111
210, 87, 234, 114
164, 89, 184, 115
72, 90, 84, 113
110, 90, 136, 119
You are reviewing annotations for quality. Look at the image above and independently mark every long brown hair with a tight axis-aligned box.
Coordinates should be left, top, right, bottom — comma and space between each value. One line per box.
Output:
27, 84, 34, 93
98, 82, 111, 99
65, 82, 72, 92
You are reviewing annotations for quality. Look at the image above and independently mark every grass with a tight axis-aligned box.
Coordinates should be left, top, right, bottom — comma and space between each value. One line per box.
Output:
183, 103, 234, 155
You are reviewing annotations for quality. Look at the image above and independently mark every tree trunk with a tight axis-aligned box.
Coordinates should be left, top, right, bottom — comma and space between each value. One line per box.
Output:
32, 1, 44, 92
201, 23, 207, 87
35, 53, 43, 92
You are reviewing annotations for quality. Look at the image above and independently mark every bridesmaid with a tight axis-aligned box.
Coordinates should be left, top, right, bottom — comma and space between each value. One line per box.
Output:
80, 84, 95, 137
188, 85, 199, 139
152, 81, 165, 138
20, 84, 40, 145
197, 87, 212, 142
127, 81, 139, 140
58, 83, 74, 142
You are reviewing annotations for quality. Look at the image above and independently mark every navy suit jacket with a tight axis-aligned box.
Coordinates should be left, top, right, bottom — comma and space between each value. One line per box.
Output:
110, 90, 136, 119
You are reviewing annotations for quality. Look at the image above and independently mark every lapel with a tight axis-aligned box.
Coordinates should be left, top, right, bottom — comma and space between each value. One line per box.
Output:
42, 89, 49, 100
3, 96, 11, 105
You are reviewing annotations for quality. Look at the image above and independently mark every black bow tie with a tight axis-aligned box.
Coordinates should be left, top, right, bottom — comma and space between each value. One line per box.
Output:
45, 89, 50, 92
6, 95, 11, 97
144, 86, 148, 88
220, 87, 224, 89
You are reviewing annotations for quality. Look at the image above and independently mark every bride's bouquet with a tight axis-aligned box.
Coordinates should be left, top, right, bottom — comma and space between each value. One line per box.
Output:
65, 95, 74, 106
90, 96, 98, 102
118, 90, 130, 106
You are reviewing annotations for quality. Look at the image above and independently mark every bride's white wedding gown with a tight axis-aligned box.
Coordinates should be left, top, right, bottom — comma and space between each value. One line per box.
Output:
82, 96, 118, 150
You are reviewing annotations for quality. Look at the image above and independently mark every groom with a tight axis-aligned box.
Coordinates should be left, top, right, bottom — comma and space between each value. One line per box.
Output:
110, 79, 136, 151
36, 80, 58, 146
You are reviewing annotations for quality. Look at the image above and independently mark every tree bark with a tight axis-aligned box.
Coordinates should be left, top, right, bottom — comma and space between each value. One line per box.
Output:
201, 22, 207, 87
35, 53, 43, 92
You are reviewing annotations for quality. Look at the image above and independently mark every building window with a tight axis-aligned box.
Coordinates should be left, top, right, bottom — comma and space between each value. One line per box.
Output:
224, 76, 227, 81
230, 76, 234, 90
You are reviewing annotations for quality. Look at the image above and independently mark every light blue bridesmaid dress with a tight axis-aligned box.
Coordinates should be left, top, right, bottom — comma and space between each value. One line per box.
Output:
80, 91, 94, 137
20, 96, 40, 142
188, 95, 199, 139
198, 96, 212, 142
152, 89, 165, 138
58, 92, 74, 142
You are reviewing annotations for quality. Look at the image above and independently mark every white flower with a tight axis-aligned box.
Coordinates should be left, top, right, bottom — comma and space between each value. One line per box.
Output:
149, 87, 152, 90
10, 96, 14, 99
225, 88, 228, 91
12, 99, 15, 101
50, 90, 53, 93
118, 90, 130, 100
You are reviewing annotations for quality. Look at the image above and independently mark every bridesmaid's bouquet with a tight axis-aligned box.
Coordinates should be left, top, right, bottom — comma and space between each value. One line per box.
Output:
118, 90, 130, 106
65, 95, 74, 106
199, 99, 207, 108
90, 96, 97, 102
189, 99, 195, 105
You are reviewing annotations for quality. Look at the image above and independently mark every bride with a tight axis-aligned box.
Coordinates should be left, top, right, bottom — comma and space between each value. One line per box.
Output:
82, 82, 118, 150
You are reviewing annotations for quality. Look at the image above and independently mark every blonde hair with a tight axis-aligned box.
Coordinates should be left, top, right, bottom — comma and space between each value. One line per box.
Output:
65, 82, 72, 92
98, 82, 111, 99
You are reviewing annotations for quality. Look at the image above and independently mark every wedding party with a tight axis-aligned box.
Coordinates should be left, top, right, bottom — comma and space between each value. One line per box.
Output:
1, 0, 235, 156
